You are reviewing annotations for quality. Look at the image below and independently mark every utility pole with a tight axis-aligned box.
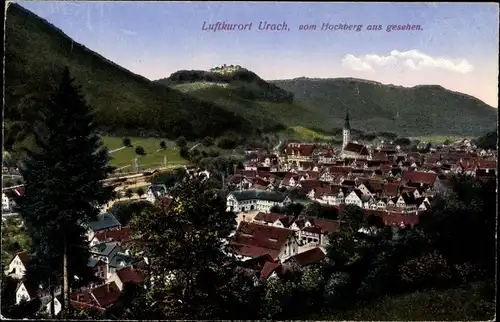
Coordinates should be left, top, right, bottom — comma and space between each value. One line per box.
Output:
163, 155, 167, 167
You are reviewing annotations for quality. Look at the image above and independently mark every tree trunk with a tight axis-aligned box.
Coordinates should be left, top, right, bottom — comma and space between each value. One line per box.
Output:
50, 284, 55, 318
62, 237, 70, 317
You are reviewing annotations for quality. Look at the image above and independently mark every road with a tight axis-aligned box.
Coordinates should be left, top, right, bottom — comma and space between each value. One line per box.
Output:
189, 143, 201, 151
103, 194, 147, 211
109, 146, 127, 154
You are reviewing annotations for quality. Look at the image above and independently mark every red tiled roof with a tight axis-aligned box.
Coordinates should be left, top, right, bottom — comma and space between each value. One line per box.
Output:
402, 171, 438, 185
116, 267, 145, 285
91, 282, 121, 308
285, 247, 325, 267
478, 160, 497, 169
383, 183, 399, 197
309, 218, 340, 234
259, 261, 282, 280
285, 143, 315, 157
344, 143, 370, 155
230, 243, 279, 260
94, 227, 132, 244
253, 212, 288, 224
232, 222, 295, 251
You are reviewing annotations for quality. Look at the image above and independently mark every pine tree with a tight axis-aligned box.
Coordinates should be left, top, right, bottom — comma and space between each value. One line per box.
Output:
16, 67, 114, 316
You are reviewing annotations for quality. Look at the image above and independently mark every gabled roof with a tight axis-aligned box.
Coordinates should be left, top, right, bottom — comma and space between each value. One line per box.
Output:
402, 170, 438, 185
229, 190, 288, 202
88, 213, 121, 232
344, 143, 370, 155
285, 247, 326, 267
10, 251, 29, 266
253, 212, 287, 223
91, 242, 119, 257
90, 282, 121, 308
94, 227, 132, 244
116, 267, 145, 285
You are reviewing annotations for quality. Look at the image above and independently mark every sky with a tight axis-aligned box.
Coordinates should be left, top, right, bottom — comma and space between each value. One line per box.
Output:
13, 1, 499, 107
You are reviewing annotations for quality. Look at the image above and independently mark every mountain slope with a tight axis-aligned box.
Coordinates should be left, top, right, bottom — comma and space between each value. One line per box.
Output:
4, 3, 251, 151
271, 77, 497, 136
155, 67, 323, 131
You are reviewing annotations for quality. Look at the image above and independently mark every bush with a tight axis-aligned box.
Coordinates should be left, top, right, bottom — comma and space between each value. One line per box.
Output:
179, 147, 190, 160
135, 146, 146, 156
217, 136, 237, 150
176, 136, 187, 148
160, 141, 167, 149
202, 136, 214, 147
122, 137, 132, 147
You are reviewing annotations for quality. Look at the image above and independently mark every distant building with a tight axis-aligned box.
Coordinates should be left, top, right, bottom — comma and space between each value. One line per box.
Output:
226, 190, 291, 213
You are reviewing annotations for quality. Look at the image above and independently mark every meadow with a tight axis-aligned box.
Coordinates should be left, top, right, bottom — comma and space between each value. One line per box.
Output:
101, 136, 188, 170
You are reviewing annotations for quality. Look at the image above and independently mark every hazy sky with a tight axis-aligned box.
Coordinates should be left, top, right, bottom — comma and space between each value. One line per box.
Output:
14, 1, 499, 107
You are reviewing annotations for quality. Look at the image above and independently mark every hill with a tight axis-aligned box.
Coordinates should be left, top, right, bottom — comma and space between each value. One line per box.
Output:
271, 77, 498, 137
154, 67, 322, 132
4, 3, 252, 152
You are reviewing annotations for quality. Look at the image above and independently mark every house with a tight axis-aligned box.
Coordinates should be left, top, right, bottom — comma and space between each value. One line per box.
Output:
344, 189, 364, 208
284, 143, 315, 163
90, 242, 120, 266
15, 280, 39, 305
93, 227, 133, 246
40, 296, 63, 317
290, 217, 339, 246
70, 282, 121, 310
2, 192, 11, 211
252, 212, 293, 227
236, 254, 287, 284
145, 184, 168, 203
284, 247, 326, 269
106, 267, 145, 291
342, 143, 370, 160
226, 190, 291, 213
4, 251, 29, 279
88, 213, 122, 234
87, 258, 108, 287
230, 221, 299, 262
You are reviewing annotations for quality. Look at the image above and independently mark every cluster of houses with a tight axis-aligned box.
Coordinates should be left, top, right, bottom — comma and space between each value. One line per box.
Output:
2, 115, 497, 315
3, 211, 145, 316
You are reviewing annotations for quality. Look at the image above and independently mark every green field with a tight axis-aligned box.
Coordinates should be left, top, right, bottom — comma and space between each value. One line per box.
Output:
102, 136, 188, 169
411, 136, 474, 143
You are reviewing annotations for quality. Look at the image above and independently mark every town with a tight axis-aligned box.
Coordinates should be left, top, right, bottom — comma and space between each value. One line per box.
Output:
2, 110, 497, 319
2, 2, 497, 321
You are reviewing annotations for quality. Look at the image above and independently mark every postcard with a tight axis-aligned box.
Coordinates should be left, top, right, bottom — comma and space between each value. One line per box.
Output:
2, 2, 497, 321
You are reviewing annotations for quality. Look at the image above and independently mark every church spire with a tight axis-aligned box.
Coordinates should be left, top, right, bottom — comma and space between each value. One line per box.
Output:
344, 110, 351, 130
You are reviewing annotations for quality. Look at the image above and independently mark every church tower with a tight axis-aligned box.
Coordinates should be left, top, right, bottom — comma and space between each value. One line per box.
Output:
342, 110, 351, 150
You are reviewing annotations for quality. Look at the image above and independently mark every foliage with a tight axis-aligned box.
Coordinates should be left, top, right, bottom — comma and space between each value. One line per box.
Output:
122, 137, 132, 147
201, 136, 214, 147
419, 174, 496, 277
136, 187, 145, 198
216, 136, 237, 150
157, 68, 294, 103
125, 189, 133, 199
159, 141, 167, 149
135, 146, 146, 156
272, 78, 497, 136
129, 175, 241, 319
394, 137, 411, 146
4, 4, 252, 150
108, 200, 156, 226
175, 136, 187, 148
179, 147, 190, 160
474, 131, 497, 150
15, 68, 114, 308
150, 168, 188, 188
